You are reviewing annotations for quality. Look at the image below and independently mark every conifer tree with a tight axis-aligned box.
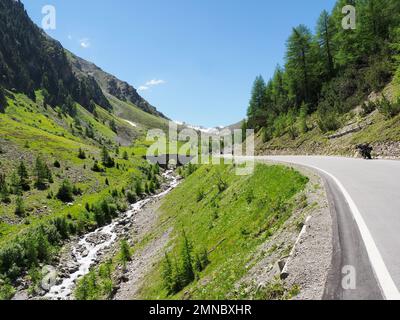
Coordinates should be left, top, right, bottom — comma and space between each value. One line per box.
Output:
180, 230, 194, 286
34, 156, 53, 190
17, 161, 30, 191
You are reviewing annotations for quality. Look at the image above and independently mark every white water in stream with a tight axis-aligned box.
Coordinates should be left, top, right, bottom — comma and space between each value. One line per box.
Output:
45, 171, 179, 300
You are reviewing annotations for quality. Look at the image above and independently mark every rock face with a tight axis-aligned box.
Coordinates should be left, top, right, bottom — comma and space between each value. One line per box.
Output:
67, 52, 168, 119
0, 0, 111, 112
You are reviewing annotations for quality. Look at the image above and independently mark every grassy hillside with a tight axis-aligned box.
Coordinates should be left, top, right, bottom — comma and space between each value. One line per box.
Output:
0, 91, 165, 299
255, 81, 400, 158
108, 94, 170, 134
135, 164, 308, 300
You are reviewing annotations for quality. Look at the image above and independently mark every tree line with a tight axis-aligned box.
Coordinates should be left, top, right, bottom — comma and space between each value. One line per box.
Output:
246, 0, 400, 139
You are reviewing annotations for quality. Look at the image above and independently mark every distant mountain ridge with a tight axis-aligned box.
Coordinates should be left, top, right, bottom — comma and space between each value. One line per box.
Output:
0, 0, 111, 113
67, 52, 168, 119
0, 0, 166, 120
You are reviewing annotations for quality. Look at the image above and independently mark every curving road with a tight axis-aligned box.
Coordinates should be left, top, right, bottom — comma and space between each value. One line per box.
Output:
253, 156, 400, 300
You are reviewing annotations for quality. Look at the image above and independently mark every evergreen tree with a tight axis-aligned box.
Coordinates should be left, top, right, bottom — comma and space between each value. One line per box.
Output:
17, 161, 30, 191
135, 180, 143, 196
15, 196, 25, 217
85, 126, 95, 139
316, 10, 335, 78
119, 240, 132, 267
180, 230, 194, 286
0, 86, 6, 113
78, 148, 86, 160
10, 171, 21, 195
109, 120, 117, 133
162, 253, 174, 294
101, 146, 114, 168
53, 160, 61, 168
247, 76, 267, 130
0, 173, 10, 203
34, 156, 53, 190
56, 179, 74, 203
285, 25, 319, 108
331, 0, 359, 67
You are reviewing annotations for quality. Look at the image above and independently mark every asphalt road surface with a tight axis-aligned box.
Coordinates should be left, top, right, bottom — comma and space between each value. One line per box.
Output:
254, 156, 400, 300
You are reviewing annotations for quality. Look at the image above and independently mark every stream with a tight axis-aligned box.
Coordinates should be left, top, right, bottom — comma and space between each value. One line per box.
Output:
45, 170, 180, 300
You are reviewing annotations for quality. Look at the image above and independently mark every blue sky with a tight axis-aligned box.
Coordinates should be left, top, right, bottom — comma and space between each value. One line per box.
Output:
23, 0, 337, 127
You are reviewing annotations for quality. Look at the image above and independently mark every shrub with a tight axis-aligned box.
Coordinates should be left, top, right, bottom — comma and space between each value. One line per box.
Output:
287, 125, 298, 140
148, 181, 156, 194
74, 260, 114, 300
215, 173, 228, 193
126, 190, 137, 204
364, 57, 393, 93
119, 240, 131, 266
53, 160, 61, 168
56, 179, 74, 203
246, 189, 255, 204
196, 189, 205, 202
15, 196, 25, 217
91, 161, 104, 172
72, 185, 82, 196
361, 101, 376, 116
0, 282, 16, 300
377, 95, 400, 119
260, 126, 273, 143
51, 217, 69, 240
317, 111, 341, 133
78, 148, 87, 160
273, 114, 287, 138
92, 199, 118, 226
298, 103, 309, 134
135, 180, 143, 196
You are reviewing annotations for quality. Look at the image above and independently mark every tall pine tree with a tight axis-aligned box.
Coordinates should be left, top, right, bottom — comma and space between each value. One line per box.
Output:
247, 75, 267, 130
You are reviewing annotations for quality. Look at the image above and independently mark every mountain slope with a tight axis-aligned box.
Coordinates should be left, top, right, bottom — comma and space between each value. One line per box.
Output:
0, 0, 173, 300
67, 51, 167, 119
254, 81, 400, 159
0, 0, 111, 112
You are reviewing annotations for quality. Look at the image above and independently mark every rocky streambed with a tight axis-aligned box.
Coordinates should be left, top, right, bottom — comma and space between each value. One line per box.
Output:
14, 170, 180, 300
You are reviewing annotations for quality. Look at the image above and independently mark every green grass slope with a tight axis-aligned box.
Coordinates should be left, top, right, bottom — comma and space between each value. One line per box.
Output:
108, 94, 170, 134
138, 163, 308, 300
0, 91, 165, 298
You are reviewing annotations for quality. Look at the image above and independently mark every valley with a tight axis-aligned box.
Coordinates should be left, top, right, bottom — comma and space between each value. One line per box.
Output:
1, 0, 400, 303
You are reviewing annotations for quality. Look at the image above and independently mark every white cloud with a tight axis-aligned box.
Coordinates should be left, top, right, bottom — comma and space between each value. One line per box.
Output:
67, 35, 73, 40
79, 38, 91, 49
145, 79, 166, 86
138, 86, 149, 91
138, 79, 165, 92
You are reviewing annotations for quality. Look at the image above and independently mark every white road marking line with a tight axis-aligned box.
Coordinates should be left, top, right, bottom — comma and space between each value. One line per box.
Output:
230, 155, 400, 299
293, 163, 400, 300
